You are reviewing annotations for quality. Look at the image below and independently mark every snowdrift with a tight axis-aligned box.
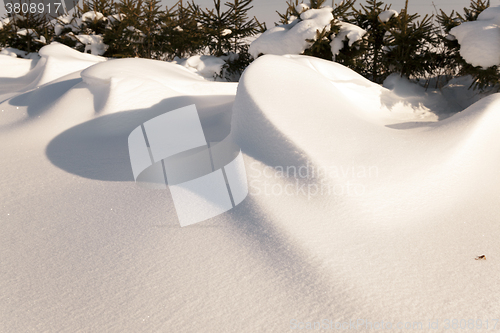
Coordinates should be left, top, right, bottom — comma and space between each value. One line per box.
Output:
233, 54, 500, 322
0, 43, 105, 96
1, 46, 499, 332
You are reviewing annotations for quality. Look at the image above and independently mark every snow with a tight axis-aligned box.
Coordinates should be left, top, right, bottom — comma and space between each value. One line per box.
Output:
330, 22, 366, 57
249, 7, 333, 57
0, 53, 35, 77
75, 34, 108, 55
81, 11, 105, 22
174, 53, 240, 81
177, 55, 227, 80
0, 43, 105, 96
54, 11, 109, 37
16, 28, 38, 37
106, 13, 126, 28
0, 17, 10, 29
1, 45, 500, 331
378, 9, 399, 22
296, 3, 309, 14
0, 47, 28, 58
80, 56, 236, 113
449, 5, 500, 68
233, 54, 500, 325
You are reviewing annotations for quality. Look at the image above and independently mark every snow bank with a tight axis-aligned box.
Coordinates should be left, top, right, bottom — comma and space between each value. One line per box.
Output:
80, 57, 236, 113
31, 43, 105, 87
0, 43, 105, 95
249, 7, 333, 57
232, 54, 500, 323
2, 48, 500, 332
378, 9, 398, 22
1, 47, 28, 58
450, 5, 500, 68
0, 53, 36, 78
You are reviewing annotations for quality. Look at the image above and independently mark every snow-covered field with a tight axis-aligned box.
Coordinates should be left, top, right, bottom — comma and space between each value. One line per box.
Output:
1, 43, 499, 332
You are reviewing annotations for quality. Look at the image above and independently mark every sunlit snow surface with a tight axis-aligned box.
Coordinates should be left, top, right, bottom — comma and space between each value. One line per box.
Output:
1, 44, 499, 332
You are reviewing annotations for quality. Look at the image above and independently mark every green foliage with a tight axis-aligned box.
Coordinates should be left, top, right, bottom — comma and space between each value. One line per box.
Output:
0, 9, 52, 54
195, 0, 257, 57
460, 0, 490, 21
303, 26, 335, 60
277, 0, 358, 62
157, 1, 206, 60
436, 0, 497, 91
352, 0, 394, 83
225, 0, 257, 53
1, 0, 499, 88
196, 0, 231, 56
382, 0, 437, 79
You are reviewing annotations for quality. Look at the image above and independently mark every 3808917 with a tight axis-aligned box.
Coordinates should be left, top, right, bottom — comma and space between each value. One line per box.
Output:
4, 1, 63, 15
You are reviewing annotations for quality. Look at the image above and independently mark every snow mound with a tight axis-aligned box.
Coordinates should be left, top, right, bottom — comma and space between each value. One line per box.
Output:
81, 58, 237, 113
249, 7, 333, 57
450, 5, 500, 68
0, 54, 35, 78
232, 54, 500, 321
2, 46, 500, 331
0, 43, 105, 95
247, 55, 439, 124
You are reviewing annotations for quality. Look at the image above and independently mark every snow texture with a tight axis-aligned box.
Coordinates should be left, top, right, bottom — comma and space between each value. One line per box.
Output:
450, 5, 500, 68
1, 44, 499, 332
0, 47, 28, 58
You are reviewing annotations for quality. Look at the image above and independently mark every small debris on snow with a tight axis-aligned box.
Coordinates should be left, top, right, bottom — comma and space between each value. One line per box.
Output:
475, 254, 486, 260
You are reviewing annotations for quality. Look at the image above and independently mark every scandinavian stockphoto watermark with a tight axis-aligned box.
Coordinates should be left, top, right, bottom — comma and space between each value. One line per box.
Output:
128, 105, 248, 227
248, 162, 379, 200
